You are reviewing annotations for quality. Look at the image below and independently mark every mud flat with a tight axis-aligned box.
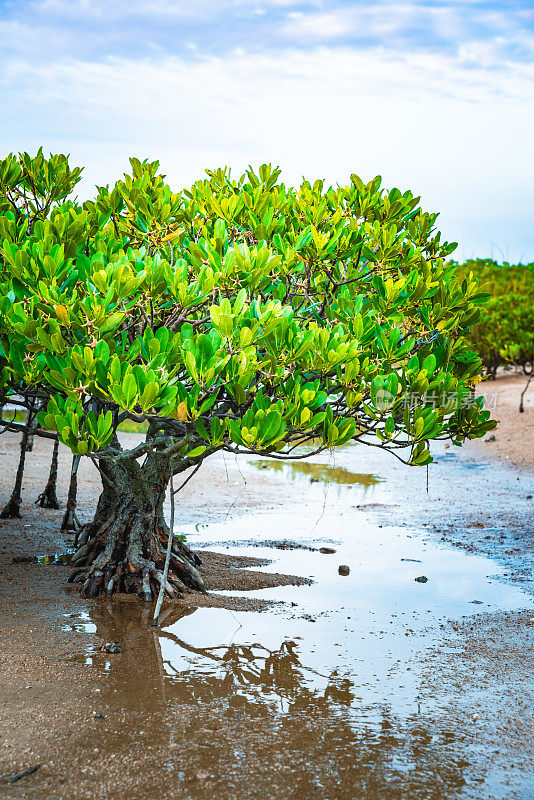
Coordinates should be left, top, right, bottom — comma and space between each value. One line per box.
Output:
0, 412, 533, 799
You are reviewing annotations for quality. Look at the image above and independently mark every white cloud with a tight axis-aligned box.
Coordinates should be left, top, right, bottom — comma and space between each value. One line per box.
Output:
278, 1, 534, 67
284, 10, 353, 39
32, 0, 224, 19
30, 0, 308, 20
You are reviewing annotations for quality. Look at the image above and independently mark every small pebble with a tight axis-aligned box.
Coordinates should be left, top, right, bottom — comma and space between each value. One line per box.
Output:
415, 576, 428, 583
101, 642, 122, 654
338, 565, 350, 576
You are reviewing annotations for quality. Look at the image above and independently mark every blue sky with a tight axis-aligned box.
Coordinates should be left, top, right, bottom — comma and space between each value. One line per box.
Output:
1, 0, 533, 261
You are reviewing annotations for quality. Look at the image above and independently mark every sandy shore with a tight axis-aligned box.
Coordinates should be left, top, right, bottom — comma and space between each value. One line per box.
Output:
466, 371, 534, 469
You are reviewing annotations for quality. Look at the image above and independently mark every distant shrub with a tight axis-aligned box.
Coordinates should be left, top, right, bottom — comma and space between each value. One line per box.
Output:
455, 259, 534, 378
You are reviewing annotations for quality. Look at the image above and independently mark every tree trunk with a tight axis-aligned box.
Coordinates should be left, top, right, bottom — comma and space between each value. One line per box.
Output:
1, 425, 30, 518
36, 439, 60, 509
519, 376, 532, 413
24, 415, 39, 452
68, 451, 204, 599
61, 455, 81, 533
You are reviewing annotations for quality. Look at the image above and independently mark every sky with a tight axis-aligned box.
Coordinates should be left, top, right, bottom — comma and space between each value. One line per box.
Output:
1, 0, 533, 262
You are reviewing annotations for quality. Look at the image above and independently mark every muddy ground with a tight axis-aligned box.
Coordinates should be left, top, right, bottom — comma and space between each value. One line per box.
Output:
0, 374, 533, 800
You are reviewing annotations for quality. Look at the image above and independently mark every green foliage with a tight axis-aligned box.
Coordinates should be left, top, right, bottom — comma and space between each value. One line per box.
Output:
0, 151, 496, 467
455, 259, 534, 376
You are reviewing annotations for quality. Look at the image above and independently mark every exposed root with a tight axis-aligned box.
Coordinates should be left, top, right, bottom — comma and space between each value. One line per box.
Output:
36, 485, 60, 509
72, 515, 205, 600
61, 508, 81, 533
81, 556, 186, 600
67, 568, 88, 584
0, 497, 22, 519
142, 570, 152, 602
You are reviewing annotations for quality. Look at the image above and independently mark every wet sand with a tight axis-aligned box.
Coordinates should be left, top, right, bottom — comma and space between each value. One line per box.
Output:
0, 388, 533, 799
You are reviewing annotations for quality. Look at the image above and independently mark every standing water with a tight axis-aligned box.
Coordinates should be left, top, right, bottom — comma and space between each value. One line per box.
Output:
64, 442, 534, 799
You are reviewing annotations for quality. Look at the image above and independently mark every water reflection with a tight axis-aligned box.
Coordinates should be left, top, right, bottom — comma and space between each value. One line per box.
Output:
64, 603, 483, 799
253, 459, 383, 490
159, 632, 357, 712
69, 603, 355, 713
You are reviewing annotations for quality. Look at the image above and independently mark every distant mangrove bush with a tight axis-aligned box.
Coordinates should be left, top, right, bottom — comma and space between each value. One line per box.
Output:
455, 259, 534, 378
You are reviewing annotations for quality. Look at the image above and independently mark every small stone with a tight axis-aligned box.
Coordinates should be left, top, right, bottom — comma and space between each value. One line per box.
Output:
338, 565, 350, 576
414, 576, 428, 583
93, 712, 103, 719
527, 495, 533, 500
470, 600, 483, 605
319, 547, 336, 554
472, 713, 479, 722
101, 642, 122, 653
12, 555, 37, 564
196, 771, 209, 781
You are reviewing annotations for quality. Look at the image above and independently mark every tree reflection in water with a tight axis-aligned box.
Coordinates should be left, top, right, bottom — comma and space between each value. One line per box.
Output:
159, 630, 355, 711
69, 602, 479, 799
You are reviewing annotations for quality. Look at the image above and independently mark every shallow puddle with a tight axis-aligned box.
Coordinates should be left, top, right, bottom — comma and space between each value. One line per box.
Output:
38, 549, 74, 565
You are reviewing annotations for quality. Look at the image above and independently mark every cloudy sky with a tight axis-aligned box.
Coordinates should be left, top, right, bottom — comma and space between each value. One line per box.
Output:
1, 0, 533, 261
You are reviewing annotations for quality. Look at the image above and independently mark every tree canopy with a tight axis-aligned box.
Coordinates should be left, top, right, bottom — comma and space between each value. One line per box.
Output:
0, 150, 496, 598
0, 152, 495, 466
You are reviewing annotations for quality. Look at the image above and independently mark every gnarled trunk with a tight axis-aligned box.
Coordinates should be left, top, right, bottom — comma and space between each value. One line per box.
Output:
68, 451, 204, 599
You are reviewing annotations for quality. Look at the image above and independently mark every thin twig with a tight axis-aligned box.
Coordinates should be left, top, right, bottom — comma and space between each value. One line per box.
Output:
172, 460, 203, 495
